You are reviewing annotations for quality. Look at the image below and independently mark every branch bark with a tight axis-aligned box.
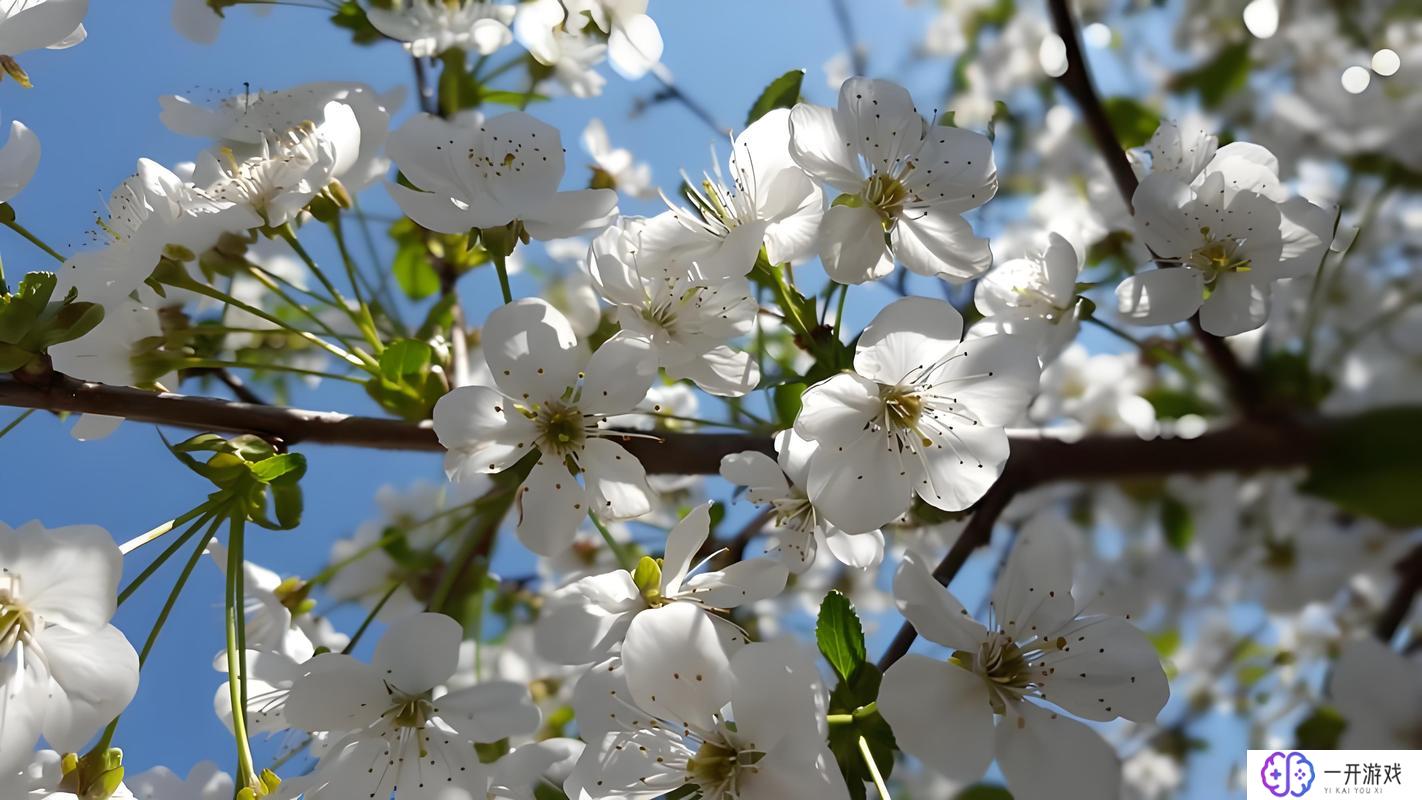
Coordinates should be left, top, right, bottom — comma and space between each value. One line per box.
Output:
1046, 0, 1264, 416
0, 373, 1327, 477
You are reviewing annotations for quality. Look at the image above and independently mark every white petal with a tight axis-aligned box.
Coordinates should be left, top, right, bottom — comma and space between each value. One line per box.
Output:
729, 639, 828, 750
893, 207, 993, 282
1198, 272, 1269, 336
8, 523, 121, 633
788, 102, 863, 192
1270, 197, 1331, 279
892, 549, 987, 651
433, 385, 537, 482
1115, 268, 1205, 326
373, 612, 461, 694
434, 681, 541, 742
906, 125, 998, 214
387, 181, 482, 234
794, 372, 880, 450
679, 557, 788, 607
879, 655, 994, 783
1037, 617, 1169, 723
283, 655, 389, 733
484, 298, 585, 401
621, 603, 735, 726
535, 573, 641, 665
666, 343, 760, 396
0, 120, 40, 204
914, 420, 1010, 512
468, 18, 513, 55
822, 526, 884, 570
524, 189, 619, 240
660, 502, 712, 596
1131, 173, 1196, 259
581, 438, 653, 521
39, 624, 139, 752
566, 729, 687, 800
0, 0, 89, 56
854, 295, 964, 385
0, 664, 46, 775
606, 14, 662, 79
580, 332, 655, 414
719, 450, 790, 499
926, 332, 1039, 427
834, 78, 924, 175
805, 426, 911, 534
569, 657, 649, 744
819, 203, 893, 284
997, 702, 1121, 800
991, 517, 1076, 642
515, 456, 588, 556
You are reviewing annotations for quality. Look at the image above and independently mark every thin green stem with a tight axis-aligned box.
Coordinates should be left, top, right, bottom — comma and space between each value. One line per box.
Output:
329, 217, 389, 337
492, 251, 514, 304
120, 502, 217, 555
93, 510, 226, 754
1084, 315, 1147, 348
118, 504, 219, 605
342, 582, 402, 655
0, 408, 33, 440
180, 358, 366, 385
308, 503, 480, 587
833, 282, 850, 340
2, 218, 64, 262
589, 512, 634, 572
280, 226, 381, 350
225, 512, 260, 789
173, 275, 366, 369
826, 701, 879, 726
858, 735, 892, 800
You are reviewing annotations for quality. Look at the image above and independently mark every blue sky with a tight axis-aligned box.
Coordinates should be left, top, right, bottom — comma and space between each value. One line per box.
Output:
0, 1, 1245, 796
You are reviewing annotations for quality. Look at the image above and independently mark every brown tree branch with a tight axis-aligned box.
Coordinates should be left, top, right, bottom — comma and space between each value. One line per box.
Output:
1046, 0, 1264, 416
1375, 543, 1422, 643
0, 373, 1328, 477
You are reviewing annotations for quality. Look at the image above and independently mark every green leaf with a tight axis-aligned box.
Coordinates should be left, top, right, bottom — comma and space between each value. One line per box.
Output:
1142, 387, 1218, 420
329, 0, 383, 45
1170, 41, 1251, 109
816, 591, 867, 683
1295, 706, 1346, 749
746, 69, 805, 126
1102, 97, 1160, 149
1159, 496, 1194, 551
380, 339, 434, 383
773, 382, 805, 428
1257, 350, 1332, 410
955, 786, 1014, 800
1298, 407, 1422, 526
393, 241, 441, 300
479, 89, 550, 106
249, 452, 307, 483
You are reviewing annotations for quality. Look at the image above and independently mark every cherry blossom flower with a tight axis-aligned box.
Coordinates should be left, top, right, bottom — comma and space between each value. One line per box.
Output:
159, 81, 401, 192
514, 0, 608, 99
283, 613, 540, 799
879, 531, 1169, 800
642, 107, 824, 278
586, 217, 761, 396
534, 502, 786, 687
127, 761, 233, 800
0, 0, 87, 61
367, 0, 515, 58
565, 640, 850, 800
1116, 127, 1333, 336
794, 295, 1040, 533
720, 429, 884, 572
789, 77, 997, 283
433, 298, 657, 555
973, 232, 1084, 362
581, 118, 653, 198
564, 0, 662, 80
0, 521, 140, 775
386, 110, 617, 240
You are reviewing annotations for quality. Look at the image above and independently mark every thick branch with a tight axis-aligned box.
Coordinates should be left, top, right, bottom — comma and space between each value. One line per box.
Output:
0, 374, 1327, 478
1375, 543, 1422, 643
1046, 0, 1263, 415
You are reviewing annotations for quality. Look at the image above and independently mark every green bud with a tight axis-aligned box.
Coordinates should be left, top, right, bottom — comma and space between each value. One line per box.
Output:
0, 202, 14, 224
163, 243, 197, 263
632, 555, 663, 604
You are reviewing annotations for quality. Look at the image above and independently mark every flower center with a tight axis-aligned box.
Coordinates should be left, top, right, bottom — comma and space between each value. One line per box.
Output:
880, 384, 924, 431
534, 401, 588, 458
863, 173, 909, 228
686, 735, 764, 799
1186, 228, 1251, 283
957, 633, 1036, 715
0, 575, 36, 659
391, 695, 434, 729
770, 493, 817, 534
